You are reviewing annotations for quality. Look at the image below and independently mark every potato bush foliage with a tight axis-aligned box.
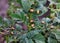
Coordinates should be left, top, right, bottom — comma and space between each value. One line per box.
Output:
0, 0, 60, 43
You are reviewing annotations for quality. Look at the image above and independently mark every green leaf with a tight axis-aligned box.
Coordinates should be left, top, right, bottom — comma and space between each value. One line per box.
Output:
10, 13, 21, 20
56, 3, 60, 9
25, 38, 29, 43
33, 34, 45, 43
50, 29, 60, 42
19, 38, 34, 43
35, 39, 45, 43
0, 17, 2, 22
37, 0, 47, 5
15, 24, 22, 31
36, 5, 48, 16
57, 0, 60, 3
25, 38, 33, 43
48, 37, 57, 43
19, 10, 26, 22
52, 29, 60, 42
42, 18, 51, 23
52, 0, 60, 3
17, 0, 22, 5
0, 17, 3, 26
3, 18, 14, 27
27, 30, 41, 38
5, 36, 15, 43
28, 39, 34, 43
21, 0, 34, 12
